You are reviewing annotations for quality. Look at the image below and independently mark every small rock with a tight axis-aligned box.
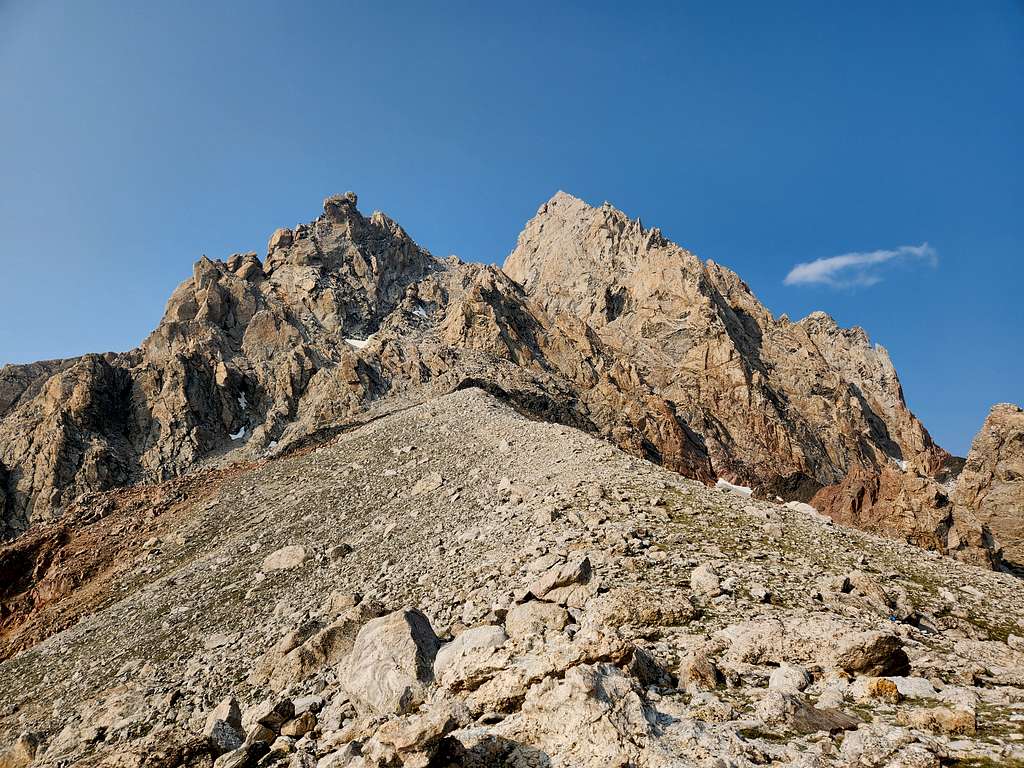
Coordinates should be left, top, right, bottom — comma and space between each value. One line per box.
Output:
768, 664, 812, 693
280, 711, 316, 738
690, 564, 721, 597
261, 545, 307, 572
505, 601, 569, 641
678, 650, 722, 691
242, 697, 295, 733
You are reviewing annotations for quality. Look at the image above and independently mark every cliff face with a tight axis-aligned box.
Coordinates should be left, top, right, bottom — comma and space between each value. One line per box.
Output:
0, 190, 1005, 567
503, 192, 949, 495
953, 403, 1024, 565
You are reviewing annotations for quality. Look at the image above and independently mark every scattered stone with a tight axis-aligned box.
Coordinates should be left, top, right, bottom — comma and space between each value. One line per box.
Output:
261, 545, 307, 571
768, 664, 812, 693
689, 563, 721, 597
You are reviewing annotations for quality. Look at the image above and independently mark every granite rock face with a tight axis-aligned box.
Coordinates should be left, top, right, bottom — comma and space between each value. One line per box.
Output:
504, 192, 950, 495
0, 192, 712, 538
954, 403, 1024, 565
0, 190, 1008, 568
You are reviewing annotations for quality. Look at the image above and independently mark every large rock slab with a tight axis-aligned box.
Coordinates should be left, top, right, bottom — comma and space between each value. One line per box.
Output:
339, 609, 441, 715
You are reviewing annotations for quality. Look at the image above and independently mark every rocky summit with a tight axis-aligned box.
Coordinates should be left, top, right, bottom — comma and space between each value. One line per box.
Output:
0, 192, 1022, 767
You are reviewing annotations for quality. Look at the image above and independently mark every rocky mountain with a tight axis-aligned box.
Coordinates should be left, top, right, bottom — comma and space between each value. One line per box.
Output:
1, 388, 1023, 768
0, 191, 1022, 767
0, 191, 1016, 569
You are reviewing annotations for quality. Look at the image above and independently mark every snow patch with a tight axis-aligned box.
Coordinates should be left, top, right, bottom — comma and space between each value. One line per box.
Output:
783, 500, 833, 526
238, 392, 248, 410
345, 334, 374, 350
715, 478, 752, 498
230, 427, 246, 441
413, 306, 428, 318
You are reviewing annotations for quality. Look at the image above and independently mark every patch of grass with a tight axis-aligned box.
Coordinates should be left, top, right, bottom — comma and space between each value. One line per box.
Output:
736, 726, 791, 743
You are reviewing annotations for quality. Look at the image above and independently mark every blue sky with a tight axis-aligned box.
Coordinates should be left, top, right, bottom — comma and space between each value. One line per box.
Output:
0, 1, 1020, 454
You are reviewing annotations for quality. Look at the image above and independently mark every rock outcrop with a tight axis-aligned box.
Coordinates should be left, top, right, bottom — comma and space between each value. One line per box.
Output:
954, 403, 1024, 565
810, 466, 1000, 568
0, 192, 713, 538
504, 192, 950, 495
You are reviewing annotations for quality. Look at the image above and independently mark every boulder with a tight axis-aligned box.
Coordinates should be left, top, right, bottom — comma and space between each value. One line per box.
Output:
717, 615, 909, 676
505, 601, 570, 642
689, 564, 721, 597
261, 545, 307, 571
678, 650, 722, 691
757, 690, 860, 734
433, 625, 507, 679
768, 664, 812, 693
522, 556, 598, 608
339, 608, 441, 715
242, 697, 294, 734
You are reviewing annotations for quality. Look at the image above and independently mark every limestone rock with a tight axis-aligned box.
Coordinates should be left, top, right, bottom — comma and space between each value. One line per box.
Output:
768, 664, 812, 692
339, 608, 441, 715
953, 403, 1024, 565
261, 545, 307, 571
433, 624, 507, 680
689, 563, 721, 597
504, 601, 569, 641
521, 556, 597, 608
757, 690, 860, 734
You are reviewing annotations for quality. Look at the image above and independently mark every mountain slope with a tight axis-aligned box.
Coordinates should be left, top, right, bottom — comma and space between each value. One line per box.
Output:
1, 388, 1023, 767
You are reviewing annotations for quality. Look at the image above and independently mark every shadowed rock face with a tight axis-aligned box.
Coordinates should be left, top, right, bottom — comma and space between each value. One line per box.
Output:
953, 403, 1024, 565
810, 466, 1000, 569
0, 190, 1004, 565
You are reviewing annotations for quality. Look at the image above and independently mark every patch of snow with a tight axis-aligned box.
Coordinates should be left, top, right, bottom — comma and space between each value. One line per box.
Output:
268, 440, 278, 449
230, 427, 246, 441
413, 305, 428, 318
238, 392, 248, 410
715, 478, 752, 498
345, 334, 374, 350
783, 500, 833, 526
893, 458, 908, 471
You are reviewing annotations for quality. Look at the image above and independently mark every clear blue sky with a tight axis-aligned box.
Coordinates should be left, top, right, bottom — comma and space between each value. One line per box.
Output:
0, 1, 1020, 455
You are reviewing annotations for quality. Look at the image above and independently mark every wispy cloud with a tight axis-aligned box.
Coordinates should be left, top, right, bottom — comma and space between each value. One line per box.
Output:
783, 243, 937, 288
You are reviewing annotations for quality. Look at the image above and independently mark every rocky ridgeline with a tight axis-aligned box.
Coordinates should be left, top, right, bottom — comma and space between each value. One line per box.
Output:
0, 191, 1018, 568
0, 389, 1022, 767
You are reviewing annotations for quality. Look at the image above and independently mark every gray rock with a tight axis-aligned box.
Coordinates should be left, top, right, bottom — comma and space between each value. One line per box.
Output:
504, 601, 570, 641
768, 664, 812, 693
339, 608, 441, 715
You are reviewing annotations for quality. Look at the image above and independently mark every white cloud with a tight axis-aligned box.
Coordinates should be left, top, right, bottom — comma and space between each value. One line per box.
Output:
783, 243, 937, 288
